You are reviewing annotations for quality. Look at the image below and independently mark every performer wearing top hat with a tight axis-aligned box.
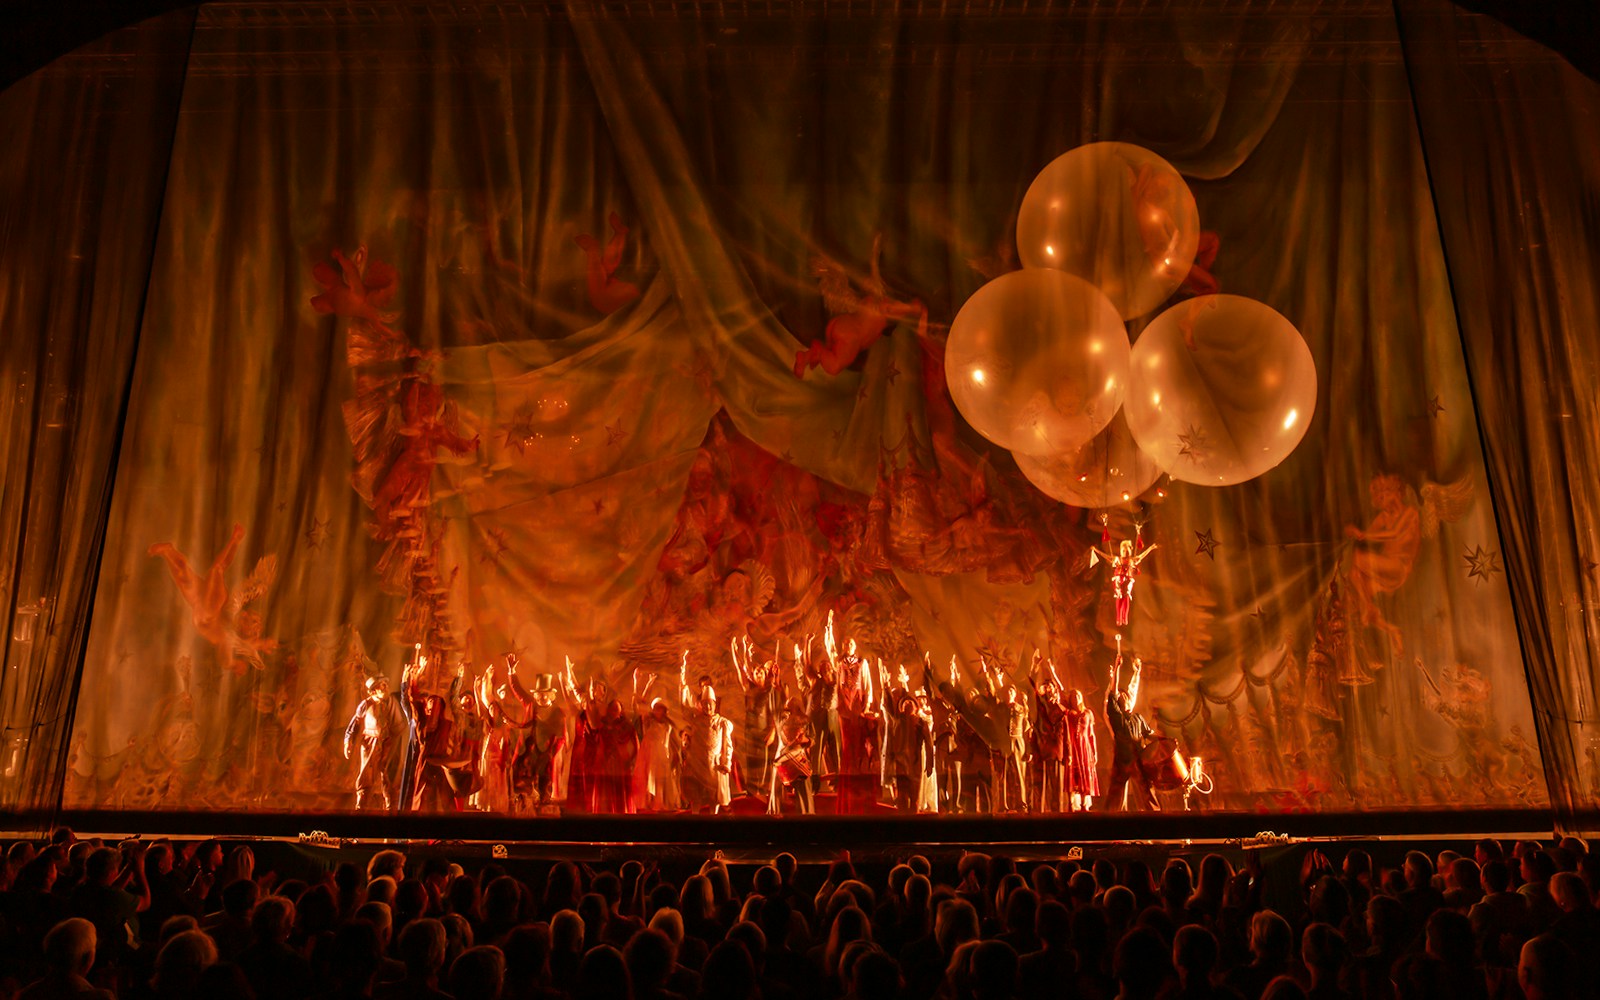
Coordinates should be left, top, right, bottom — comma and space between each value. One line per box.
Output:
344, 674, 406, 811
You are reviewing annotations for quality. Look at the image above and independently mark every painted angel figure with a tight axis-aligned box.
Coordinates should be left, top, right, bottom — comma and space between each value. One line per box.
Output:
574, 212, 640, 315
311, 245, 399, 326
1090, 521, 1157, 627
794, 233, 926, 378
1343, 473, 1474, 654
148, 523, 279, 674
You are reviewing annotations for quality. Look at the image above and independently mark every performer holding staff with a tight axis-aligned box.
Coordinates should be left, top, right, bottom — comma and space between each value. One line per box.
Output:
1103, 638, 1158, 811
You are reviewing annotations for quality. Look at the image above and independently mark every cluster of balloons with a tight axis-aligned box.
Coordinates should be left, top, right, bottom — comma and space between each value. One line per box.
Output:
946, 142, 1317, 505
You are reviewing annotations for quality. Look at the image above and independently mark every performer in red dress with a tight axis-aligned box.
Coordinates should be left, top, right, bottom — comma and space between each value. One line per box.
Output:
1064, 688, 1099, 811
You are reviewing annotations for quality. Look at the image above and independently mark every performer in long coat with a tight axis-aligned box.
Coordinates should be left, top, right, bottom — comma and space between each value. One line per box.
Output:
879, 663, 932, 813
680, 653, 735, 813
1027, 652, 1068, 814
403, 653, 463, 812
634, 695, 680, 811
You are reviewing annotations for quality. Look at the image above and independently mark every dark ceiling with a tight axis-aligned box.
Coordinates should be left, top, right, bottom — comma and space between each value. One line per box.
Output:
2, 0, 1596, 91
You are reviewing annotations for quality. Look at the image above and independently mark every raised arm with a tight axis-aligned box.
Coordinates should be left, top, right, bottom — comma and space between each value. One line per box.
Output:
731, 636, 752, 689
1127, 657, 1142, 711
506, 654, 534, 708
1131, 543, 1159, 566
559, 656, 580, 705
679, 650, 693, 706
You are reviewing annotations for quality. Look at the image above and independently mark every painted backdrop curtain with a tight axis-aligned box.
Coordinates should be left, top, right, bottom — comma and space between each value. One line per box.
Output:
0, 2, 1570, 816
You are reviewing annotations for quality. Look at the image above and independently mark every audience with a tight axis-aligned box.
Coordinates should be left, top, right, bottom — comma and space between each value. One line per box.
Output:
4, 833, 1597, 1000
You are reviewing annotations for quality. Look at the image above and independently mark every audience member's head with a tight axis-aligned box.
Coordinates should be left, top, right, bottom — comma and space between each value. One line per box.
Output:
624, 927, 676, 993
1519, 934, 1574, 1000
449, 945, 506, 1000
501, 923, 552, 989
572, 944, 629, 1000
250, 895, 294, 945
1403, 851, 1434, 890
42, 918, 97, 978
1249, 910, 1293, 968
398, 917, 448, 980
1113, 927, 1172, 1000
969, 940, 1019, 1000
934, 898, 979, 957
1300, 923, 1346, 989
364, 849, 404, 883
153, 929, 219, 998
701, 939, 757, 1000
1173, 924, 1219, 988
196, 962, 254, 1000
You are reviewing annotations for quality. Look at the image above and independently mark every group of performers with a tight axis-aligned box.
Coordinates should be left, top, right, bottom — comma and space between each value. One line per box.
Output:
342, 612, 1178, 816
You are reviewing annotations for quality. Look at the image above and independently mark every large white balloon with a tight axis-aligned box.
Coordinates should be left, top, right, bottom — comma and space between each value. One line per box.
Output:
1124, 294, 1317, 486
1017, 142, 1201, 320
1013, 411, 1164, 509
946, 268, 1130, 457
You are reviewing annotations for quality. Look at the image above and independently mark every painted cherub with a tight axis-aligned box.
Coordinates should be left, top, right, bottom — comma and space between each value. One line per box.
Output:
794, 233, 925, 377
575, 212, 640, 315
148, 523, 279, 673
1343, 474, 1474, 654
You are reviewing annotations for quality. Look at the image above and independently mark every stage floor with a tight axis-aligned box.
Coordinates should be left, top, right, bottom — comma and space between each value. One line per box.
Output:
1, 805, 1567, 861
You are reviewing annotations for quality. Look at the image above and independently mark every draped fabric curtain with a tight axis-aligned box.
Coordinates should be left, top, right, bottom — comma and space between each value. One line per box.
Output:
1397, 0, 1600, 828
0, 1, 1572, 817
0, 11, 194, 817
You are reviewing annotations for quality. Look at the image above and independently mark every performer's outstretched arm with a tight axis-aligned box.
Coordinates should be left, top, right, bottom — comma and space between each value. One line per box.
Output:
731, 636, 751, 690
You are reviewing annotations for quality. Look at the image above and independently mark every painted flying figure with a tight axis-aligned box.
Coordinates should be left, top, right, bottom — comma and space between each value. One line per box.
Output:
794, 233, 926, 378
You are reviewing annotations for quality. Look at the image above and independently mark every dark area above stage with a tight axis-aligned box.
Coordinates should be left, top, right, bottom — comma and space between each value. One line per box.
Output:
2, 0, 1598, 91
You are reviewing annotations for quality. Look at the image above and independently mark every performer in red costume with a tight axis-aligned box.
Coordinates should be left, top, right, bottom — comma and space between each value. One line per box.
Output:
473, 656, 537, 813
1065, 687, 1100, 812
828, 614, 877, 814
1092, 521, 1158, 628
